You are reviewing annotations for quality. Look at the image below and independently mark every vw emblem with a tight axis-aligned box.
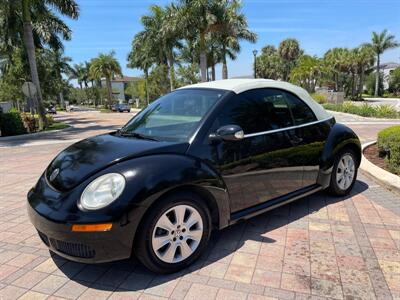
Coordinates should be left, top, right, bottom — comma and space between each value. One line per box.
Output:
49, 168, 60, 181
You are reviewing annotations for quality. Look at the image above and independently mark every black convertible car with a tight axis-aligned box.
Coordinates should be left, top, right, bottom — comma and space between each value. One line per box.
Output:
28, 79, 361, 273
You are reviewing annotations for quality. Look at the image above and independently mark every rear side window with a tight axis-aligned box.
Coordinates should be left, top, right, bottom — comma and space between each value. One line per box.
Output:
283, 92, 316, 125
212, 89, 293, 134
211, 88, 317, 135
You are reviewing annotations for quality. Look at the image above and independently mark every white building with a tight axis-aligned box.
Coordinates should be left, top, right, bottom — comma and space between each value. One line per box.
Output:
101, 76, 139, 103
375, 62, 400, 90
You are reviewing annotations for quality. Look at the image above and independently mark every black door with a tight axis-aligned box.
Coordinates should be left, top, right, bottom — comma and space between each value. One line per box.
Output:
281, 91, 332, 187
190, 88, 308, 212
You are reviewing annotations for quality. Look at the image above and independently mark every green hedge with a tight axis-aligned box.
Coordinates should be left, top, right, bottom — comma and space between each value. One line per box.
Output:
0, 112, 26, 136
377, 125, 400, 174
323, 102, 400, 119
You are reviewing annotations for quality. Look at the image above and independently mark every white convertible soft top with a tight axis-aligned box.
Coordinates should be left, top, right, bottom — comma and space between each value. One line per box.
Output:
179, 79, 332, 121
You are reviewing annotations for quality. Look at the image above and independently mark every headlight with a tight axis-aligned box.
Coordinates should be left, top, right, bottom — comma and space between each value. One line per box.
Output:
80, 173, 126, 210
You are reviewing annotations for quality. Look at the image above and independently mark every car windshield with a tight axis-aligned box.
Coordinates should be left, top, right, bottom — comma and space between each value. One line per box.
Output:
120, 89, 226, 142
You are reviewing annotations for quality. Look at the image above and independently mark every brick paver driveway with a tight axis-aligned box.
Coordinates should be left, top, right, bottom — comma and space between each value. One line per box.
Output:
0, 111, 399, 300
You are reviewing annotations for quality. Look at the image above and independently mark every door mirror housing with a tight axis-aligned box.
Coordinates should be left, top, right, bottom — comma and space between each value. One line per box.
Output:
209, 125, 244, 142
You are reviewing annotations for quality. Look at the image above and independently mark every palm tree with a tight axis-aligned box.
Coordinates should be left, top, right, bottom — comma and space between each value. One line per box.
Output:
350, 46, 375, 98
161, 4, 182, 90
255, 45, 283, 80
89, 52, 122, 109
179, 0, 225, 82
21, 0, 78, 129
278, 38, 301, 81
49, 49, 73, 105
323, 48, 351, 92
217, 0, 257, 79
365, 30, 399, 96
70, 63, 87, 89
289, 55, 323, 92
128, 32, 155, 105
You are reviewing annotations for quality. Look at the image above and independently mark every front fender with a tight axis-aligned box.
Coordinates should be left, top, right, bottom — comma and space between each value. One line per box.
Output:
114, 154, 230, 229
320, 123, 361, 171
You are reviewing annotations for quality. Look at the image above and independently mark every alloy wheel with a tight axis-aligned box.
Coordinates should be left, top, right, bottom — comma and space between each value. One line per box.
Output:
336, 154, 355, 190
151, 204, 203, 263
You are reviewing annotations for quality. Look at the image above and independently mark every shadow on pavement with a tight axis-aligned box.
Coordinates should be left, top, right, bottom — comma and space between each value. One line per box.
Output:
52, 179, 369, 292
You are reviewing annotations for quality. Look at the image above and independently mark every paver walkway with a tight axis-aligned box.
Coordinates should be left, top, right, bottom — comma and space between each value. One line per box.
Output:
0, 111, 399, 300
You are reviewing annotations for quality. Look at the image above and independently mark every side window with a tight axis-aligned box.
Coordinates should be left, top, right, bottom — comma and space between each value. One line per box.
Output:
212, 89, 294, 134
283, 92, 317, 125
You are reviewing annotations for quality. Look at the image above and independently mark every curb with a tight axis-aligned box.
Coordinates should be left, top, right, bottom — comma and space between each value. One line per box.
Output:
0, 124, 72, 141
360, 141, 400, 193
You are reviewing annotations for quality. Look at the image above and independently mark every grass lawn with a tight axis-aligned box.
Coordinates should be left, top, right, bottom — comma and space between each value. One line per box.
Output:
45, 122, 70, 131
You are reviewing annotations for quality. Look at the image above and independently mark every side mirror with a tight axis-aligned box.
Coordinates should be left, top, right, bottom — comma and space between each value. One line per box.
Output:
209, 125, 244, 142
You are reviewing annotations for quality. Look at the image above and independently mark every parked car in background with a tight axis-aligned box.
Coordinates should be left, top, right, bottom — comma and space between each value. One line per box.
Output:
112, 103, 131, 112
28, 79, 361, 274
46, 105, 57, 114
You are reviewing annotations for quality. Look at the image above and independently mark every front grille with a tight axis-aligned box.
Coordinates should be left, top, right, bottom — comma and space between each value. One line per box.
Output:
49, 238, 96, 258
36, 231, 95, 258
37, 230, 49, 246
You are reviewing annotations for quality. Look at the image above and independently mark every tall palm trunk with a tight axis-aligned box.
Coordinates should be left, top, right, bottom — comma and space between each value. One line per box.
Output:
167, 50, 175, 91
199, 32, 207, 82
211, 64, 216, 81
351, 73, 356, 97
374, 54, 380, 97
358, 68, 364, 98
106, 76, 113, 109
222, 46, 228, 79
22, 0, 47, 130
144, 69, 149, 106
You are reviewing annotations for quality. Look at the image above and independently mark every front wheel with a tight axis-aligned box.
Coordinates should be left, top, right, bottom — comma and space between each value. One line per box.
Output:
135, 192, 211, 273
328, 149, 358, 196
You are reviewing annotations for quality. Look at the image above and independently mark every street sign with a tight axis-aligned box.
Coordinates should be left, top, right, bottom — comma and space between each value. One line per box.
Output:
22, 82, 37, 98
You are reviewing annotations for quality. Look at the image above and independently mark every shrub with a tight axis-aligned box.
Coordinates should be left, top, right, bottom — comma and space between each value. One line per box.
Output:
0, 112, 26, 136
311, 93, 327, 104
377, 125, 400, 174
323, 101, 400, 119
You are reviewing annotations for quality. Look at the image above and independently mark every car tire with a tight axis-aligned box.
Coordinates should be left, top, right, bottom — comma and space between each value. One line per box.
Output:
135, 192, 211, 274
328, 149, 358, 196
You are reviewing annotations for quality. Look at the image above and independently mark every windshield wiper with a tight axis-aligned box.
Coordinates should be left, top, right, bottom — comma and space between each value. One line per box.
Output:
117, 130, 159, 141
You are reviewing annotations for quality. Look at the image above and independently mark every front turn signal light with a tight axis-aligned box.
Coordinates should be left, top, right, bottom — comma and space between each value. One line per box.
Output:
71, 223, 112, 232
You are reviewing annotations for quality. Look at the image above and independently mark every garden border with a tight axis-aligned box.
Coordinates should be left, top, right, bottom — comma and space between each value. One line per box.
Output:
0, 123, 71, 141
360, 141, 400, 193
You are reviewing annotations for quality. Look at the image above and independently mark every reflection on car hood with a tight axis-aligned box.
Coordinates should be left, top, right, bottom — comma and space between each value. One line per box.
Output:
46, 133, 188, 191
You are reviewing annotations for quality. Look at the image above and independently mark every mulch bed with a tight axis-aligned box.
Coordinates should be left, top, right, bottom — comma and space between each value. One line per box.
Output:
363, 143, 398, 175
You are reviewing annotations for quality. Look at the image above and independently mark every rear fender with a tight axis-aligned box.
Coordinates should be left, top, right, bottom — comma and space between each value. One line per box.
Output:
318, 123, 361, 187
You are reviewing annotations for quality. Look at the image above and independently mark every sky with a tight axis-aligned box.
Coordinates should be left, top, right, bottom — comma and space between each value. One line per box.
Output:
61, 0, 400, 80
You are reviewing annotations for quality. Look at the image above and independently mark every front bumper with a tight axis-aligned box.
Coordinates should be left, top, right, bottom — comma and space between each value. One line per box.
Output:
27, 203, 133, 263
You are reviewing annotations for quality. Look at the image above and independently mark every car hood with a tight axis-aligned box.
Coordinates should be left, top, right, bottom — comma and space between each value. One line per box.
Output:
46, 133, 189, 191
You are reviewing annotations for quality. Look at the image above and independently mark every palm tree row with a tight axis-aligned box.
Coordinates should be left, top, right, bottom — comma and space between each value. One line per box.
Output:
256, 30, 398, 99
128, 0, 257, 100
0, 0, 79, 129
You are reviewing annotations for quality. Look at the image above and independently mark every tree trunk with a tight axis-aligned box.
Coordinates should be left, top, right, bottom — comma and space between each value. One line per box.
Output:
375, 54, 380, 97
351, 73, 356, 98
22, 0, 47, 130
106, 77, 113, 109
334, 73, 338, 92
167, 50, 175, 91
199, 32, 207, 82
211, 64, 216, 81
144, 69, 149, 106
222, 49, 228, 79
358, 69, 364, 98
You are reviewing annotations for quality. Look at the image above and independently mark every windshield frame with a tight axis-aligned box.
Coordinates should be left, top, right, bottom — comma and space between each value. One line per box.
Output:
120, 88, 229, 143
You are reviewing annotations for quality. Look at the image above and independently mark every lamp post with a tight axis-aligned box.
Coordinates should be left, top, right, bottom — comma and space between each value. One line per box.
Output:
252, 49, 258, 78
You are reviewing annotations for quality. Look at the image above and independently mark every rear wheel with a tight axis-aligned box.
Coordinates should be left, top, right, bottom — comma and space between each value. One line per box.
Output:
328, 149, 358, 196
135, 192, 211, 273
